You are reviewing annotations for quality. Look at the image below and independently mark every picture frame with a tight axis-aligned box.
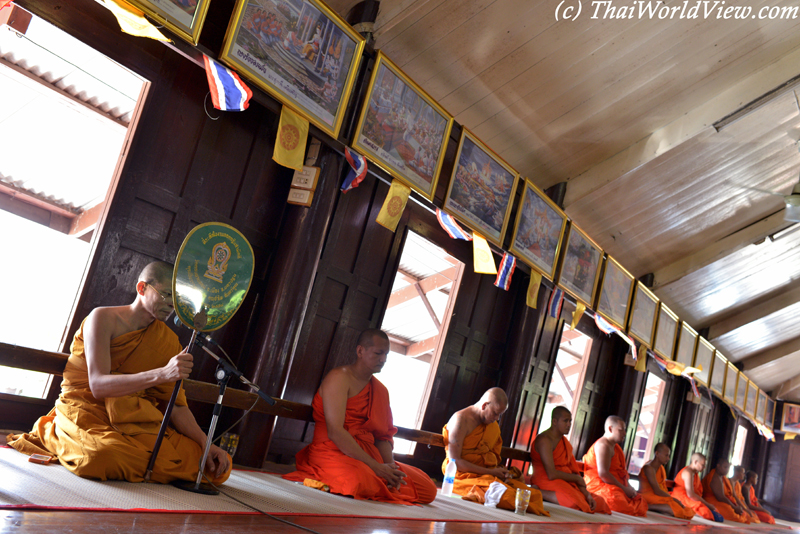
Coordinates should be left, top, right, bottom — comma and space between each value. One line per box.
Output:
675, 322, 698, 367
653, 304, 679, 360
352, 52, 453, 201
443, 129, 519, 247
745, 380, 757, 418
221, 0, 365, 138
709, 351, 726, 397
735, 372, 747, 411
595, 256, 635, 330
781, 402, 800, 433
766, 397, 775, 429
509, 180, 568, 280
692, 337, 714, 387
757, 390, 768, 424
555, 223, 603, 309
125, 0, 212, 44
627, 282, 659, 348
723, 362, 737, 404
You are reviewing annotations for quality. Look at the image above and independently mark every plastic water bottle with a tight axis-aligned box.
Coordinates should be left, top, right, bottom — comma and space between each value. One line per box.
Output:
441, 459, 457, 496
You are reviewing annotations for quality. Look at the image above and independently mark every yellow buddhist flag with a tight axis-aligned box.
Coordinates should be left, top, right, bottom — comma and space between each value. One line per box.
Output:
472, 233, 497, 274
635, 343, 648, 372
570, 302, 585, 330
101, 0, 170, 41
786, 432, 797, 441
273, 106, 309, 171
527, 271, 542, 309
376, 180, 411, 232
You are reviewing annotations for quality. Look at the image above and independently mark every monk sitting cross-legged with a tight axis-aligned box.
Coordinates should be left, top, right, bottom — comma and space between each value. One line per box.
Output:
442, 388, 548, 516
283, 329, 437, 505
531, 406, 611, 514
742, 470, 776, 524
702, 458, 751, 524
583, 416, 648, 517
729, 466, 760, 523
637, 443, 694, 519
671, 453, 718, 521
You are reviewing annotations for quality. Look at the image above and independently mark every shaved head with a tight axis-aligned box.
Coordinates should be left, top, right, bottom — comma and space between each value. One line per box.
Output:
357, 328, 389, 349
605, 415, 625, 429
654, 442, 670, 455
138, 261, 173, 287
691, 452, 706, 463
552, 405, 571, 422
480, 387, 508, 410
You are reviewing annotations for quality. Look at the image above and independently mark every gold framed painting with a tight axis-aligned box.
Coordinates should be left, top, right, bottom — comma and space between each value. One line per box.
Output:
443, 129, 519, 247
221, 0, 365, 138
709, 351, 726, 398
693, 337, 714, 387
735, 372, 747, 411
555, 222, 603, 309
595, 256, 635, 330
723, 362, 737, 404
352, 52, 453, 201
509, 180, 568, 280
745, 380, 758, 418
126, 0, 212, 44
627, 282, 659, 348
675, 322, 698, 367
756, 389, 768, 424
766, 397, 775, 429
781, 402, 800, 432
653, 304, 679, 360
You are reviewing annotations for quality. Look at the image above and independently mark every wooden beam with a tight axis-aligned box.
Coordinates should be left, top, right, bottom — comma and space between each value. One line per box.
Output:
741, 337, 800, 370
415, 283, 441, 330
406, 335, 438, 358
775, 374, 800, 399
709, 283, 800, 340
69, 201, 104, 237
386, 267, 457, 309
0, 342, 68, 375
0, 181, 79, 218
651, 210, 789, 290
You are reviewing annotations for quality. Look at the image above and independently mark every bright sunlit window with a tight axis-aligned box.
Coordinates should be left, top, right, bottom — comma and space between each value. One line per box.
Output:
729, 424, 748, 477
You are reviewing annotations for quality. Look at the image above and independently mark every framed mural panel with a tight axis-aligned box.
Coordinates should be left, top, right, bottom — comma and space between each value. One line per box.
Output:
709, 351, 726, 397
596, 256, 635, 330
221, 0, 365, 138
781, 402, 800, 432
745, 380, 758, 418
627, 282, 659, 348
675, 322, 698, 367
735, 373, 747, 411
724, 362, 737, 404
757, 390, 768, 424
555, 223, 603, 309
126, 0, 212, 44
352, 52, 453, 201
693, 337, 714, 387
443, 129, 519, 247
653, 304, 679, 360
509, 180, 568, 280
766, 397, 775, 429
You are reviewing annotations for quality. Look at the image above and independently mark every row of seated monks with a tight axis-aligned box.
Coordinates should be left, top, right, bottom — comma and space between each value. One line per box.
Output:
3, 263, 777, 524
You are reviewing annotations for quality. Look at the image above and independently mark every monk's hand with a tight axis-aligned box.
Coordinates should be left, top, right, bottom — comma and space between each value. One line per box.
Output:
582, 488, 596, 511
734, 505, 743, 515
163, 349, 193, 381
488, 466, 509, 481
622, 485, 637, 499
373, 462, 406, 490
204, 444, 230, 478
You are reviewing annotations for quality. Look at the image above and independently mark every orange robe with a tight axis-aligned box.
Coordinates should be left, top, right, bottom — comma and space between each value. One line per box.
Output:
733, 480, 760, 523
671, 467, 714, 520
531, 436, 611, 514
283, 377, 436, 505
748, 485, 776, 524
583, 442, 649, 517
702, 469, 751, 523
441, 421, 548, 516
639, 464, 695, 519
7, 320, 231, 484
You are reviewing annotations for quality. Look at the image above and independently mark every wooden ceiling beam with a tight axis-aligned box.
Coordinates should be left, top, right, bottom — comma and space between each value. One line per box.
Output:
708, 282, 800, 341
740, 337, 800, 370
406, 335, 438, 358
775, 373, 800, 399
386, 267, 457, 309
563, 46, 800, 209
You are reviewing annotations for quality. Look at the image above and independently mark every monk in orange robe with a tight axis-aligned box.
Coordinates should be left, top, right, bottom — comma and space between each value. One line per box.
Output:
672, 453, 718, 520
702, 458, 751, 523
583, 416, 648, 517
284, 329, 436, 505
531, 406, 611, 514
7, 262, 231, 484
638, 443, 694, 519
441, 388, 548, 515
729, 466, 760, 523
743, 470, 776, 524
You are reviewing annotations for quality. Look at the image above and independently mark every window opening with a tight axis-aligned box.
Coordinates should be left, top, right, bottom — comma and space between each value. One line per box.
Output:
375, 230, 464, 455
729, 424, 748, 477
628, 372, 666, 475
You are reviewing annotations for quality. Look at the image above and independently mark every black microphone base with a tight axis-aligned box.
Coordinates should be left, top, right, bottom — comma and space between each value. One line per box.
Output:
171, 479, 220, 495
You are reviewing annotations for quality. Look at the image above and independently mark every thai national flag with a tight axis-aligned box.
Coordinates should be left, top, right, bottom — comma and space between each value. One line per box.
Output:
203, 55, 253, 111
493, 253, 516, 291
341, 147, 367, 193
548, 288, 564, 318
436, 209, 472, 241
594, 314, 619, 335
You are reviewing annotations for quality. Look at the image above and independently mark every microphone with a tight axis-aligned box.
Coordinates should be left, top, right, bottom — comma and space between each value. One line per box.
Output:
174, 315, 219, 347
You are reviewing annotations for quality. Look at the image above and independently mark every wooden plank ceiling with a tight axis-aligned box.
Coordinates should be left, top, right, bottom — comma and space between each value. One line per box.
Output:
327, 0, 800, 402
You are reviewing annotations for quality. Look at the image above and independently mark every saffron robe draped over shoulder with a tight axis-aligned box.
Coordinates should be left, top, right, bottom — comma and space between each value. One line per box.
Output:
748, 485, 776, 524
7, 320, 231, 484
530, 436, 611, 514
283, 377, 436, 505
702, 469, 751, 523
671, 467, 714, 520
639, 464, 695, 519
733, 480, 760, 523
441, 421, 548, 516
583, 442, 649, 517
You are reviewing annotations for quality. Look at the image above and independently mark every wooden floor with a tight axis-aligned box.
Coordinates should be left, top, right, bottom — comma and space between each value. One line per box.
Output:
3, 511, 797, 534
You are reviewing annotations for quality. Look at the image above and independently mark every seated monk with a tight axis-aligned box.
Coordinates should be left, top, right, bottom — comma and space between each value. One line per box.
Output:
283, 329, 436, 505
729, 466, 760, 523
702, 458, 751, 523
583, 416, 648, 517
531, 406, 611, 514
672, 453, 718, 521
7, 262, 231, 484
442, 387, 548, 516
638, 443, 694, 519
742, 470, 776, 524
